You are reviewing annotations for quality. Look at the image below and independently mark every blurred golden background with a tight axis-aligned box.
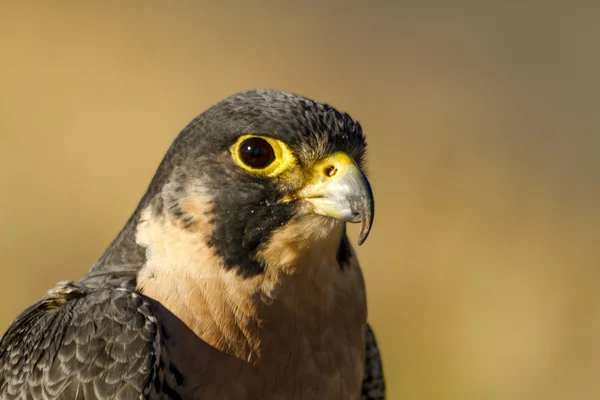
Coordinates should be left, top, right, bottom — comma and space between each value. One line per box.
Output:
1, 2, 599, 399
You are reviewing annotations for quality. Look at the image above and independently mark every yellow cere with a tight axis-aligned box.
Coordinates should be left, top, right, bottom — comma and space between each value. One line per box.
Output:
230, 134, 298, 178
295, 151, 358, 193
313, 152, 356, 176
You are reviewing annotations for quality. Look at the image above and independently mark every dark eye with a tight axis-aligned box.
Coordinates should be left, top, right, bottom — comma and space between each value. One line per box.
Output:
238, 137, 275, 169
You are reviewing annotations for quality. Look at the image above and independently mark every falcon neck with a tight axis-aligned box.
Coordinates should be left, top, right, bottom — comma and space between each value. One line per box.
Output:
135, 210, 367, 363
88, 151, 177, 280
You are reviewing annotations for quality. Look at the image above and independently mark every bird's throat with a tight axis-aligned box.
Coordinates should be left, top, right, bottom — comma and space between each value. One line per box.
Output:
135, 207, 367, 363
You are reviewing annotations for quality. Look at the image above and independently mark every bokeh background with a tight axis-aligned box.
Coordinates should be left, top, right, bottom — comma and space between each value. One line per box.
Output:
1, 2, 599, 399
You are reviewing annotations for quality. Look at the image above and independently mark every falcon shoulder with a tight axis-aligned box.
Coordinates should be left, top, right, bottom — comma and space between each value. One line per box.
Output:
0, 282, 168, 400
361, 323, 386, 400
0, 279, 386, 399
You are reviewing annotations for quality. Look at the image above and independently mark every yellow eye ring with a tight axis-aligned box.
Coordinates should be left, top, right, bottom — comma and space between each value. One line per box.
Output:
230, 135, 297, 177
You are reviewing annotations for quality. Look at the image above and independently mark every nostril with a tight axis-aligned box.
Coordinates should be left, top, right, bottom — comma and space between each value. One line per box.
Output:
324, 165, 338, 177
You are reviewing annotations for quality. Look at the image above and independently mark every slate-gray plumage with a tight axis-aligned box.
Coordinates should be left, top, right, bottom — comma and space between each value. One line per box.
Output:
0, 90, 385, 399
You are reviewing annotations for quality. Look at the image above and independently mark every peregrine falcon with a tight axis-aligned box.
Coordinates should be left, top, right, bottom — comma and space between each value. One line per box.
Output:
0, 90, 385, 399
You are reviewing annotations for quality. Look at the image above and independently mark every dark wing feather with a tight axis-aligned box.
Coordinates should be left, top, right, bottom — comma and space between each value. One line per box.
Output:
361, 323, 386, 400
0, 284, 160, 400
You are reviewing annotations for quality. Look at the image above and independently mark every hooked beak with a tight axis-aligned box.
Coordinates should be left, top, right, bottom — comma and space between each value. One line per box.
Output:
292, 152, 374, 245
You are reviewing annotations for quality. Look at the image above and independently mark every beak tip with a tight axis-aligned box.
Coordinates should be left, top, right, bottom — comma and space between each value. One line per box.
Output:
356, 217, 373, 246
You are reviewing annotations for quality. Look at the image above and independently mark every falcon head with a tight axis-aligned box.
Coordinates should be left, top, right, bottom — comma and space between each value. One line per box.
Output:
134, 89, 374, 278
